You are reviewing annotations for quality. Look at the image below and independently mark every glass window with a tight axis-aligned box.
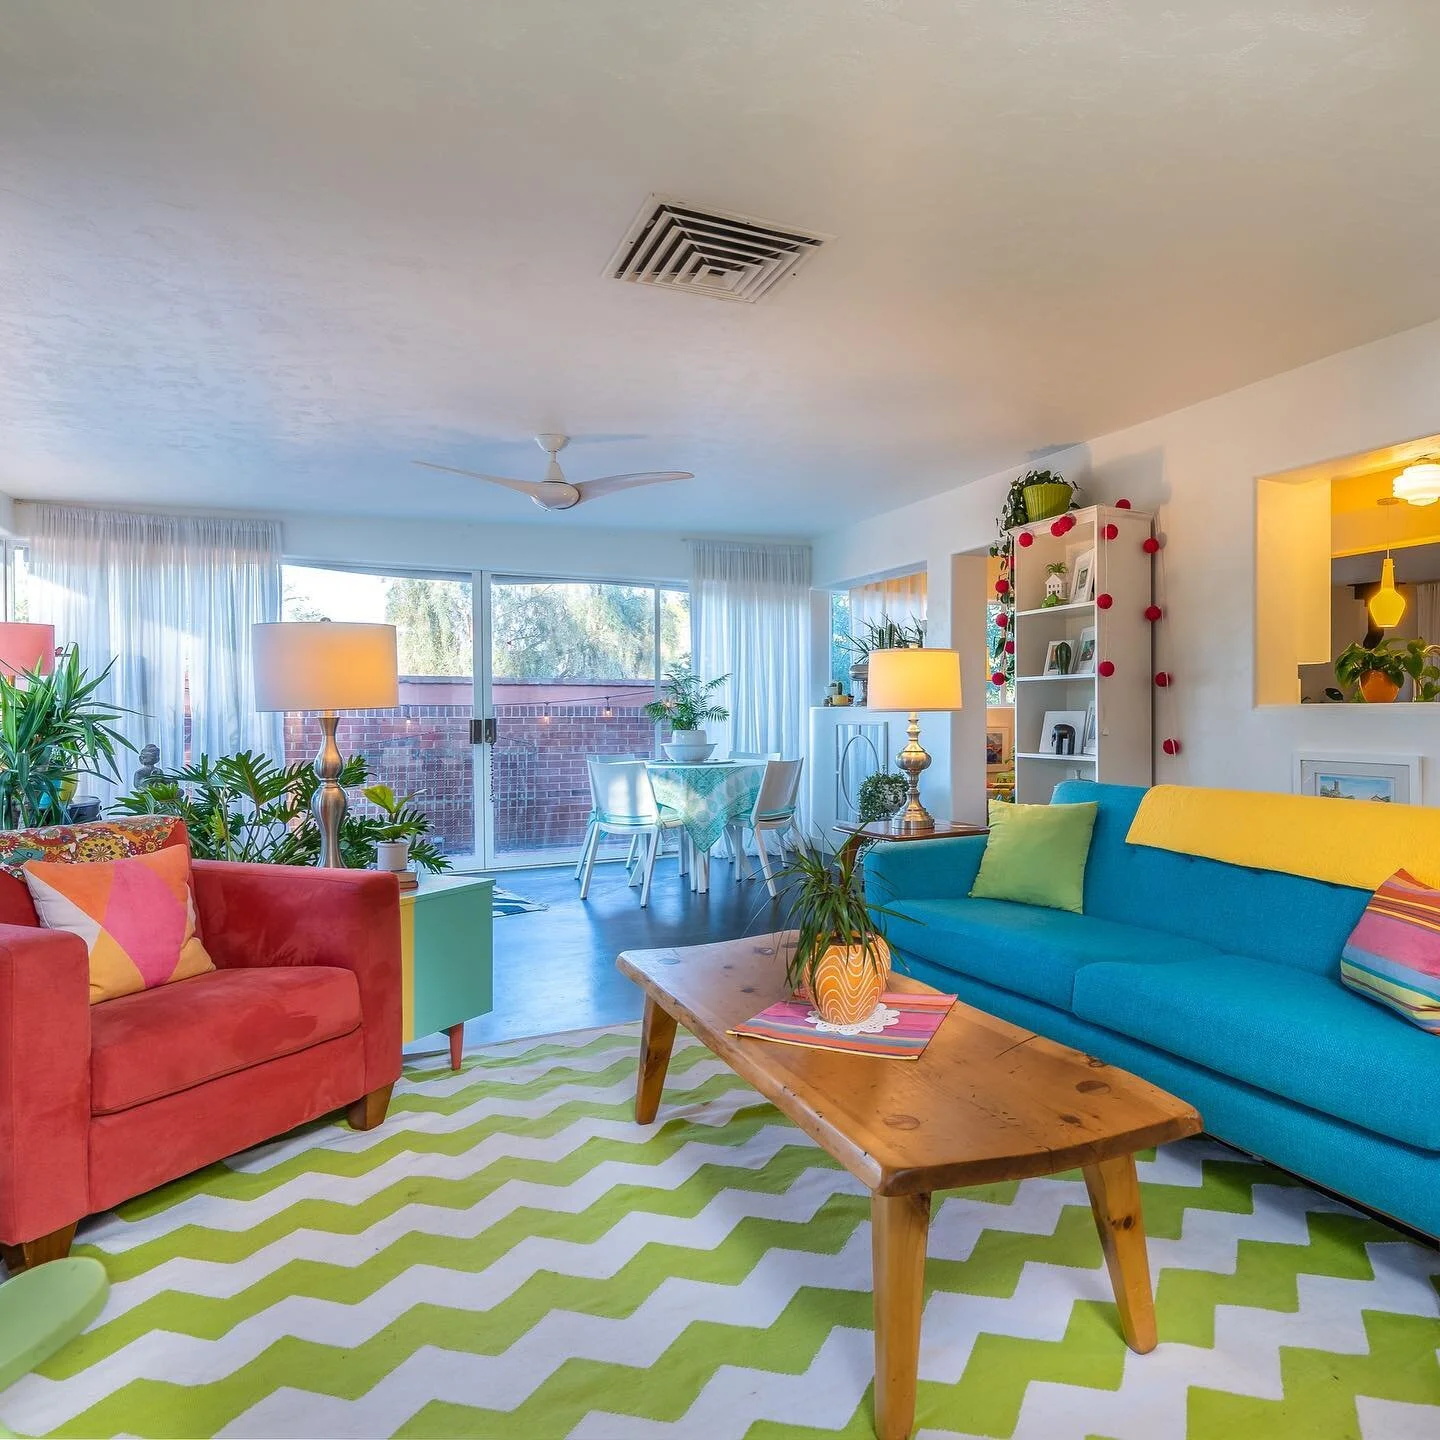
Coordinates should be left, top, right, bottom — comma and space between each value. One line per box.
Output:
829, 591, 853, 688
281, 565, 475, 857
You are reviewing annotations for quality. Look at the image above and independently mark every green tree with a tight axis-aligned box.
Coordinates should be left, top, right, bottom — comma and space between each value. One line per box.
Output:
385, 578, 473, 676
491, 583, 657, 681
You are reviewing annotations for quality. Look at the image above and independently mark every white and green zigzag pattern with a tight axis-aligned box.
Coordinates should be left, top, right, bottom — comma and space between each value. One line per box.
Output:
3, 1025, 1438, 1438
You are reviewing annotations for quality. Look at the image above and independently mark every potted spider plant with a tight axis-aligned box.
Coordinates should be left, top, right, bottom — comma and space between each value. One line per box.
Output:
775, 840, 894, 1027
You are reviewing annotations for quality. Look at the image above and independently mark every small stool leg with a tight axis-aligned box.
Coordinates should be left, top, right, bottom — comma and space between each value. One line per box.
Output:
448, 1023, 465, 1071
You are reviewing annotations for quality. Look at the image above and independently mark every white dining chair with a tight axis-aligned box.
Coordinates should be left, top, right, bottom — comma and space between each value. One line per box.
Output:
579, 759, 683, 908
574, 754, 643, 881
735, 757, 805, 898
717, 752, 781, 863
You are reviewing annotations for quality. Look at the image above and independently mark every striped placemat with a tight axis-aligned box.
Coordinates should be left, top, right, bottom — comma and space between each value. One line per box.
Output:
729, 990, 957, 1058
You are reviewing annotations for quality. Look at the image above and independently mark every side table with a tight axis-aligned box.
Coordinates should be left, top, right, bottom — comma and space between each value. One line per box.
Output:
401, 874, 495, 1070
834, 817, 987, 860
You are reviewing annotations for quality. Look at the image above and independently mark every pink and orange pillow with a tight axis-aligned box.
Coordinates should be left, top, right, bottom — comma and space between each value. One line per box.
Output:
23, 843, 214, 1004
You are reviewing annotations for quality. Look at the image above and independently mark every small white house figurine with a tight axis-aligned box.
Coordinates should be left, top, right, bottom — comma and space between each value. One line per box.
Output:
1042, 562, 1068, 607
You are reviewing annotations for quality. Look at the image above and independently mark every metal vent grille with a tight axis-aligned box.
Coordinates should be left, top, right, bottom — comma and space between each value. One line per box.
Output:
608, 196, 829, 303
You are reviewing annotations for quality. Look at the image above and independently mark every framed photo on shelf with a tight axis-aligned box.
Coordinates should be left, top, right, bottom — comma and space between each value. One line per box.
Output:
1294, 752, 1421, 805
1043, 639, 1072, 676
1074, 625, 1097, 675
1082, 701, 1098, 755
1070, 549, 1096, 603
1040, 709, 1088, 757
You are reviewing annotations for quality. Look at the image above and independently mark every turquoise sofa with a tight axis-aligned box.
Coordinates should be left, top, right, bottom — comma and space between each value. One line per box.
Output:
864, 779, 1440, 1238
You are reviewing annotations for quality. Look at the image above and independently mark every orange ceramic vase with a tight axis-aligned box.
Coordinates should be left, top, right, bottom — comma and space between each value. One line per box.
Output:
809, 937, 892, 1026
1359, 671, 1401, 703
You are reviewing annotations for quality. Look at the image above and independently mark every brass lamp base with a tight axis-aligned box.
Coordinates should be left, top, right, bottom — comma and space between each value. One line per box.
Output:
896, 711, 934, 833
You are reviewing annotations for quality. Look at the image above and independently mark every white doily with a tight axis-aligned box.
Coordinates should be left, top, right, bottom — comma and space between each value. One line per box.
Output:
805, 1003, 901, 1037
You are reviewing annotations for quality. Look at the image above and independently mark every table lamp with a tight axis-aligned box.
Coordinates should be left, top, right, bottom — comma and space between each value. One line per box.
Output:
0, 623, 56, 679
252, 621, 399, 868
865, 648, 963, 833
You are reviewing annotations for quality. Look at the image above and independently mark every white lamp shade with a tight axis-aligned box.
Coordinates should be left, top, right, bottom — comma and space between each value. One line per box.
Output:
1394, 462, 1440, 507
866, 647, 963, 711
0, 623, 56, 678
252, 622, 399, 712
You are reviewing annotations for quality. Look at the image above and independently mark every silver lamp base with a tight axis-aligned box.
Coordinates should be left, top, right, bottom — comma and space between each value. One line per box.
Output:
312, 711, 348, 868
895, 711, 934, 833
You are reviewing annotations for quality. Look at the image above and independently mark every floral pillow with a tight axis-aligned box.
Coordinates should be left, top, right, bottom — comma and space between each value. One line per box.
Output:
0, 816, 187, 880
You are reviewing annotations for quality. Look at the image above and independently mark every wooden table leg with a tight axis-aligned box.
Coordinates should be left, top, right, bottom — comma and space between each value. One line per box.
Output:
871, 1191, 931, 1440
635, 996, 678, 1124
447, 1023, 464, 1072
1083, 1152, 1157, 1353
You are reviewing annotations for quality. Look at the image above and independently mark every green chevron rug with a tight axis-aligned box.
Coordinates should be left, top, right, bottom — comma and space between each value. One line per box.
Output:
3, 1024, 1437, 1439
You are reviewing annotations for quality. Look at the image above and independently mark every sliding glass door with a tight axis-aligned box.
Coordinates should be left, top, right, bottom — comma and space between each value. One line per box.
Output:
483, 577, 688, 866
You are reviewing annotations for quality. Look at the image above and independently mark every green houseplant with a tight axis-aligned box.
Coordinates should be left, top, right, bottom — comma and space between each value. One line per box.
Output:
644, 664, 730, 757
775, 840, 896, 1027
115, 750, 450, 872
0, 647, 133, 829
361, 782, 431, 871
857, 771, 909, 825
1334, 639, 1440, 703
842, 613, 925, 705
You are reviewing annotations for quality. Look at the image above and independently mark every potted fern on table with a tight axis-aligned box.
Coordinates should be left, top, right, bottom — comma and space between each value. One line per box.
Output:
645, 664, 730, 761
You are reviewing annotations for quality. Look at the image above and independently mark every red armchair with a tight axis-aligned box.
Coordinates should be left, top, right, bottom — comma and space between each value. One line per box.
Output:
0, 851, 402, 1272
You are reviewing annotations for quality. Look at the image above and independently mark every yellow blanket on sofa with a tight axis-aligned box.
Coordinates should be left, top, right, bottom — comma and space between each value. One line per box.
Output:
1125, 784, 1440, 890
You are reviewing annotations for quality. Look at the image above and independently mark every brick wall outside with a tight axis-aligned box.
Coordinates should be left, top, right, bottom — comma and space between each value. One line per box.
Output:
282, 680, 664, 857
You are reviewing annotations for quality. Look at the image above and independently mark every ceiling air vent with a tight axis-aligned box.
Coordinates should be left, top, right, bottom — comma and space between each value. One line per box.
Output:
608, 195, 829, 303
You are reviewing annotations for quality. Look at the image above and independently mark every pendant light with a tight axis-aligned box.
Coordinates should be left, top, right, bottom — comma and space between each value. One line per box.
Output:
1394, 460, 1440, 507
1368, 497, 1406, 629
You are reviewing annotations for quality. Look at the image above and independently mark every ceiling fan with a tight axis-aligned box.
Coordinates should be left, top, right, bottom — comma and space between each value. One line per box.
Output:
415, 434, 693, 512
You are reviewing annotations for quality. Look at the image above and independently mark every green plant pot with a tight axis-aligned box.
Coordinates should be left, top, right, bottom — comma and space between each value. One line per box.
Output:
1023, 481, 1073, 522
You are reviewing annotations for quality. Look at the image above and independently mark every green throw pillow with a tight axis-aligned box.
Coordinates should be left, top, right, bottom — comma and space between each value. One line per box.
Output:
969, 801, 1098, 913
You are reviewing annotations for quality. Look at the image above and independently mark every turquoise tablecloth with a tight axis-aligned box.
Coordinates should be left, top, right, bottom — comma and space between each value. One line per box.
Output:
646, 761, 766, 852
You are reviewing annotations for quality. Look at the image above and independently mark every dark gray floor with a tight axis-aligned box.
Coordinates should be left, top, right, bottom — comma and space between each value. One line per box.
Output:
448, 854, 786, 1047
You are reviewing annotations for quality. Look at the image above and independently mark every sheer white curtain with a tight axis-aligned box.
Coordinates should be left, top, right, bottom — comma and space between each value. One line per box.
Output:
22, 504, 283, 803
849, 570, 927, 633
1416, 583, 1440, 650
689, 540, 812, 783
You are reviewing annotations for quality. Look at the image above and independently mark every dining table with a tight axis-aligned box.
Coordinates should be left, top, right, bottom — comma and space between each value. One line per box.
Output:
645, 758, 767, 894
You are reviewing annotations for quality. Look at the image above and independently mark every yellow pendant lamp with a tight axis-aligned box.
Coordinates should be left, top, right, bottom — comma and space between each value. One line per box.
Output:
1368, 496, 1406, 629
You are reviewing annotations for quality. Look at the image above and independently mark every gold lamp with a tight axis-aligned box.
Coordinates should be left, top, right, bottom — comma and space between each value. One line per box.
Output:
865, 648, 963, 833
1368, 497, 1407, 630
252, 621, 399, 867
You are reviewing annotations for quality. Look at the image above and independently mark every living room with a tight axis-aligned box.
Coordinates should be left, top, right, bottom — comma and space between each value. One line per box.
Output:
2, 4, 1438, 1439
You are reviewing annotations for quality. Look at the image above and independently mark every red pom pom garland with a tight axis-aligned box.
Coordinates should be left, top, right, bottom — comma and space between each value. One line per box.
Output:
994, 577, 1010, 595
995, 611, 1008, 628
991, 671, 1006, 687
1155, 671, 1172, 687
1096, 592, 1113, 610
1115, 498, 1132, 509
1098, 660, 1116, 678
1144, 604, 1162, 622
1102, 523, 1119, 540
1018, 531, 1034, 548
1050, 519, 1066, 537
1162, 738, 1182, 756
1142, 536, 1161, 555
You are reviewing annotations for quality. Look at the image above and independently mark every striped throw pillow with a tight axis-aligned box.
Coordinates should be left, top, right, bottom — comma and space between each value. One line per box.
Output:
1340, 869, 1440, 1033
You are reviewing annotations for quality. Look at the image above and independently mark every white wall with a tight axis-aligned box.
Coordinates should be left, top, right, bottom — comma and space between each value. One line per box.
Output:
815, 315, 1440, 806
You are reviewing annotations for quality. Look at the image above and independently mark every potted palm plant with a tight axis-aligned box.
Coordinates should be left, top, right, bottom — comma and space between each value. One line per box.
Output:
0, 647, 133, 829
645, 664, 730, 760
776, 840, 894, 1028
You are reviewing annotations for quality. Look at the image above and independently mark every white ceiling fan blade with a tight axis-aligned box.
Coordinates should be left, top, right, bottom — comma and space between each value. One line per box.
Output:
413, 461, 548, 499
574, 470, 694, 503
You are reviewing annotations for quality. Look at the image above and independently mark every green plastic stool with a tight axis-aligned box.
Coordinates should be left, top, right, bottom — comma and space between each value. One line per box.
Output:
0, 1259, 109, 1438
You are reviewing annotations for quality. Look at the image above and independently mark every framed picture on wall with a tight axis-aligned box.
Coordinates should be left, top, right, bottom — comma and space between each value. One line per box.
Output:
1294, 752, 1421, 805
986, 709, 1014, 769
1074, 626, 1097, 675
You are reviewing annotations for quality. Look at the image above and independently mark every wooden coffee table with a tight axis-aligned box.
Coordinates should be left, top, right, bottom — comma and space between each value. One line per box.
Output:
617, 934, 1202, 1440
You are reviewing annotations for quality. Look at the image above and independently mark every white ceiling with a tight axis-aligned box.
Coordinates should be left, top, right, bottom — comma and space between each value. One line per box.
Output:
3, 1, 1439, 537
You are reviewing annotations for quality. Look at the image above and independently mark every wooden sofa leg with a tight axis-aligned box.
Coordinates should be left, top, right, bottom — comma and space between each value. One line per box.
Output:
0, 1222, 77, 1274
347, 1083, 395, 1132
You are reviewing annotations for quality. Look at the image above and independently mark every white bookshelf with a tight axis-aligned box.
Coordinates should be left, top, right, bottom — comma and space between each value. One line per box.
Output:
1010, 504, 1154, 805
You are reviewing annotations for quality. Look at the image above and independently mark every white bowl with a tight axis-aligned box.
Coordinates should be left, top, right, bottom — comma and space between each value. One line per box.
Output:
663, 741, 716, 762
